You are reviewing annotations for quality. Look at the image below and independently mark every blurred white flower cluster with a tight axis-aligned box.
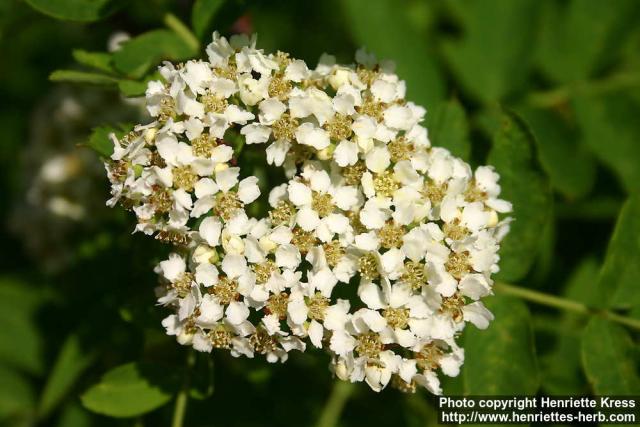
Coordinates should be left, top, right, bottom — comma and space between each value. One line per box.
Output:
105, 33, 512, 394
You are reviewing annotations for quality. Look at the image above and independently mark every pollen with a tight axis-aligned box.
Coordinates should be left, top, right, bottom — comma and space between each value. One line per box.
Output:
254, 260, 277, 284
464, 180, 487, 203
155, 230, 189, 246
191, 133, 217, 158
213, 63, 236, 80
109, 160, 129, 182
445, 251, 471, 280
307, 292, 329, 321
268, 75, 292, 101
325, 114, 353, 141
209, 276, 238, 305
291, 227, 316, 254
342, 162, 367, 186
158, 97, 176, 122
357, 66, 379, 87
173, 165, 197, 191
276, 51, 291, 69
150, 151, 166, 168
201, 93, 228, 114
415, 342, 444, 371
269, 201, 296, 226
272, 113, 299, 141
209, 328, 233, 349
311, 191, 335, 217
250, 328, 278, 354
347, 210, 366, 234
423, 180, 448, 204
443, 219, 470, 241
388, 136, 412, 162
172, 272, 194, 297
358, 253, 380, 281
355, 332, 384, 358
401, 261, 427, 291
441, 293, 465, 323
266, 292, 289, 319
383, 307, 410, 329
357, 96, 385, 121
323, 240, 344, 267
373, 171, 399, 197
214, 192, 242, 221
378, 222, 405, 249
149, 186, 173, 213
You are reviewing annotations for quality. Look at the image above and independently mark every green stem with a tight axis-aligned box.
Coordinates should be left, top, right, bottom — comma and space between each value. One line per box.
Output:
495, 282, 640, 331
315, 380, 355, 427
171, 350, 196, 427
527, 72, 640, 108
164, 13, 200, 53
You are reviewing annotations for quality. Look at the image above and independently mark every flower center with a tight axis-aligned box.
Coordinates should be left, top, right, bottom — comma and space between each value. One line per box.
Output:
311, 191, 334, 217
383, 307, 410, 329
423, 180, 448, 204
441, 293, 465, 322
307, 292, 329, 321
269, 201, 295, 226
272, 113, 299, 141
323, 240, 344, 267
388, 137, 412, 162
291, 227, 316, 254
172, 272, 194, 297
250, 328, 278, 354
215, 192, 242, 221
268, 75, 292, 101
254, 260, 277, 284
209, 276, 238, 305
355, 332, 384, 358
445, 251, 471, 280
191, 133, 217, 158
173, 165, 197, 191
358, 253, 380, 281
342, 162, 367, 186
415, 342, 444, 371
201, 93, 228, 113
373, 171, 398, 197
378, 222, 405, 249
401, 261, 427, 291
325, 114, 353, 141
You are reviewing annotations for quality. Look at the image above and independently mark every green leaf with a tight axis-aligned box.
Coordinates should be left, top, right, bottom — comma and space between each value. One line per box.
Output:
441, 0, 538, 102
81, 362, 180, 418
191, 0, 225, 39
517, 106, 596, 199
38, 334, 96, 419
113, 30, 197, 79
573, 92, 640, 193
24, 0, 123, 22
596, 195, 640, 309
342, 0, 444, 107
581, 319, 640, 395
72, 50, 114, 73
426, 99, 471, 161
118, 80, 148, 97
0, 278, 45, 375
463, 296, 539, 395
87, 124, 131, 158
488, 113, 552, 282
0, 364, 35, 419
536, 0, 640, 83
49, 70, 119, 86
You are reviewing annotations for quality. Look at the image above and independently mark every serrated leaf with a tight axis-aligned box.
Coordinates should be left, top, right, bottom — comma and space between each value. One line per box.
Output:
49, 70, 119, 86
38, 334, 96, 418
596, 195, 640, 309
573, 92, 640, 193
72, 50, 114, 73
24, 0, 123, 22
488, 113, 552, 282
192, 0, 225, 39
442, 0, 538, 102
536, 0, 640, 83
581, 319, 640, 395
81, 362, 180, 418
463, 296, 539, 395
426, 99, 471, 161
517, 106, 596, 199
342, 0, 444, 106
113, 30, 197, 79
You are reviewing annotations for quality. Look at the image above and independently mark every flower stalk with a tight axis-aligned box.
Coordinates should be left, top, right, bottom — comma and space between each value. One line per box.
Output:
315, 380, 355, 427
495, 282, 640, 331
171, 350, 196, 427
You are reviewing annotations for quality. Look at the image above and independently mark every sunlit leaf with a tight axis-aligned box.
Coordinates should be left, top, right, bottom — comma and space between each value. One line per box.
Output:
426, 99, 471, 161
24, 0, 123, 22
81, 362, 180, 418
596, 195, 640, 309
49, 70, 118, 86
342, 0, 444, 106
442, 0, 538, 102
72, 50, 114, 73
581, 319, 640, 395
488, 113, 552, 282
463, 296, 540, 395
113, 30, 197, 79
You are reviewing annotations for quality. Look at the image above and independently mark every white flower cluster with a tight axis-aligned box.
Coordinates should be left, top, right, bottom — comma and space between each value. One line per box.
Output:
105, 33, 512, 394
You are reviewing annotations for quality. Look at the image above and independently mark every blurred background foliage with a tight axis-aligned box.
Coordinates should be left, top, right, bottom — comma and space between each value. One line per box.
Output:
1, 0, 639, 426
